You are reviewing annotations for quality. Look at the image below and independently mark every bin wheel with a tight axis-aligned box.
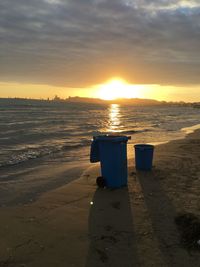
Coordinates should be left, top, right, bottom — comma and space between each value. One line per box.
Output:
96, 176, 106, 188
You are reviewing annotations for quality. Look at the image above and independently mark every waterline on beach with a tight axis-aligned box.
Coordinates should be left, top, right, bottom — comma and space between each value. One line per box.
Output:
181, 124, 200, 134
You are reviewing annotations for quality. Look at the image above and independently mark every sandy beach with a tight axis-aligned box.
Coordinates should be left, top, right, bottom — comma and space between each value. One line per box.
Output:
0, 130, 200, 267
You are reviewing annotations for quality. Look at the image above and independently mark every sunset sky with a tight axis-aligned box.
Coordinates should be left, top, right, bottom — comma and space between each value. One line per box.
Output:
0, 0, 200, 101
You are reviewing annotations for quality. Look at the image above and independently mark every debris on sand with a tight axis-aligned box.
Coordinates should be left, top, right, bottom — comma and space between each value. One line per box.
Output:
175, 213, 200, 250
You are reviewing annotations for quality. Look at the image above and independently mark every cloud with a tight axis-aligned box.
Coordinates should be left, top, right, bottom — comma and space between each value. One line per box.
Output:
0, 0, 199, 87
125, 0, 200, 10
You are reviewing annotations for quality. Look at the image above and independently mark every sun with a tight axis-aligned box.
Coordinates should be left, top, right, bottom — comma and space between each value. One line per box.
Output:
95, 78, 127, 100
95, 77, 142, 100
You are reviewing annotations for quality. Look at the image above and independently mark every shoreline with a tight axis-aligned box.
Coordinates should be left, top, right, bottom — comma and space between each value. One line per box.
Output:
0, 129, 200, 266
1, 123, 200, 207
127, 122, 200, 159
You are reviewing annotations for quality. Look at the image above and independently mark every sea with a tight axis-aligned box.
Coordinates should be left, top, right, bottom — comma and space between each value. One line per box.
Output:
0, 98, 200, 169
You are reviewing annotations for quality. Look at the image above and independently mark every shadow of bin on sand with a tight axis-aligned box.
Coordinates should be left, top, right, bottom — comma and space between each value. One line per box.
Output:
134, 144, 154, 171
90, 135, 130, 188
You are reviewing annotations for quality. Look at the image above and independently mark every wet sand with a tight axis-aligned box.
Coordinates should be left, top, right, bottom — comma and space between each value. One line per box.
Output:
0, 130, 200, 266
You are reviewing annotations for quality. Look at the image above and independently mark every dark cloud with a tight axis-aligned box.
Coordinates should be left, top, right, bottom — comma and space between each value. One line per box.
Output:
0, 0, 200, 86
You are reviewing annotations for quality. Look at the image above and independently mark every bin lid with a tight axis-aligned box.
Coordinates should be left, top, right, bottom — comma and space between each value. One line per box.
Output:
94, 135, 131, 143
134, 144, 154, 149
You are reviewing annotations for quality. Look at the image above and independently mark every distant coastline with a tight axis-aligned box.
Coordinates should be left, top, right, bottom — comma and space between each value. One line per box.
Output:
0, 96, 200, 107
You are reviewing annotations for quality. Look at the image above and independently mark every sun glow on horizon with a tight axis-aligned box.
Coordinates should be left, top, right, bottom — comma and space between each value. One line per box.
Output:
1, 80, 200, 103
95, 78, 145, 100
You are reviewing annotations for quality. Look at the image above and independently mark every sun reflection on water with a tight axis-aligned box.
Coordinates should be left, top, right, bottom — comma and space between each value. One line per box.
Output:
108, 104, 123, 132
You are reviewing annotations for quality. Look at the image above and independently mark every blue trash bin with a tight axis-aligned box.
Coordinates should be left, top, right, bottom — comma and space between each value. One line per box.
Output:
134, 144, 154, 171
90, 135, 130, 188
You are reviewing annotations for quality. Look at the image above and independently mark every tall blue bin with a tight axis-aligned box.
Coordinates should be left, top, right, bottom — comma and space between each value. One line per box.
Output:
90, 135, 130, 188
134, 144, 154, 171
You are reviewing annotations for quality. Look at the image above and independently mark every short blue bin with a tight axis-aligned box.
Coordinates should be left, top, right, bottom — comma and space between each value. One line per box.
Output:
90, 135, 130, 188
134, 144, 154, 171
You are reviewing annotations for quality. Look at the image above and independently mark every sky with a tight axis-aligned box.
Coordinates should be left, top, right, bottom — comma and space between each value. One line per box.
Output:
0, 0, 200, 101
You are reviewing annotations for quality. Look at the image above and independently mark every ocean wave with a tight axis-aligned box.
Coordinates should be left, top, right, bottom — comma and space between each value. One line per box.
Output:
62, 141, 91, 150
90, 128, 151, 137
112, 129, 151, 135
0, 148, 54, 168
101, 129, 151, 135
0, 140, 91, 168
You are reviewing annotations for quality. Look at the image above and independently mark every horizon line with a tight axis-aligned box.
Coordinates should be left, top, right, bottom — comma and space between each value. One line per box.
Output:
0, 96, 199, 104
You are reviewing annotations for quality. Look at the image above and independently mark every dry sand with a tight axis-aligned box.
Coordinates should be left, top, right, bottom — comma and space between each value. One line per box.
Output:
0, 130, 200, 267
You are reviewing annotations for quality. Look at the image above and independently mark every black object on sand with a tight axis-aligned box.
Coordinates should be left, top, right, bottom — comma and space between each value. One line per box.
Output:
175, 213, 200, 250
